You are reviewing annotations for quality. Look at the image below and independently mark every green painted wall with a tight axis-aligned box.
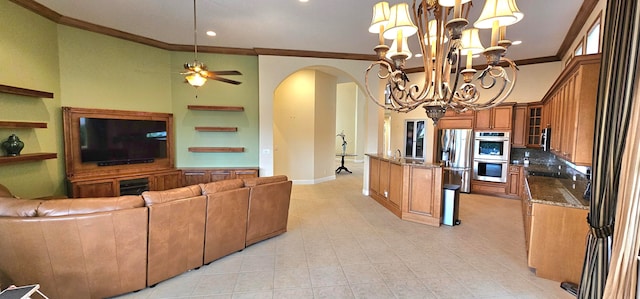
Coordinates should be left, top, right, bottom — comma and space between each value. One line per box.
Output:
0, 2, 259, 197
57, 26, 173, 112
0, 1, 63, 198
171, 52, 259, 168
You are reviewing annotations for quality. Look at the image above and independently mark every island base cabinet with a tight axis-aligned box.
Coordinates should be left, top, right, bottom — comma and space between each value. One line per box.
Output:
367, 155, 443, 227
528, 203, 589, 283
402, 167, 443, 226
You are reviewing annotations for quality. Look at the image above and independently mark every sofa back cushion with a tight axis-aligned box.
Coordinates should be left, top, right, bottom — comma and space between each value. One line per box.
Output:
200, 179, 244, 195
36, 196, 144, 216
141, 185, 202, 206
243, 175, 288, 187
0, 197, 42, 217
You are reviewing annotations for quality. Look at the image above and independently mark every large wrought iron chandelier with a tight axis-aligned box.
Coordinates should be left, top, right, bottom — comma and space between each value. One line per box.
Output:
365, 0, 523, 125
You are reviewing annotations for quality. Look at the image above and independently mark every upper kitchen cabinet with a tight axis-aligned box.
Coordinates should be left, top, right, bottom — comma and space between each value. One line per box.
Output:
526, 104, 543, 148
542, 54, 601, 166
474, 104, 514, 131
511, 104, 528, 148
436, 109, 475, 129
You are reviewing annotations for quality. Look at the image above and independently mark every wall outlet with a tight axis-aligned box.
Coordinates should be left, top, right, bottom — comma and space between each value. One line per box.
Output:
384, 191, 388, 198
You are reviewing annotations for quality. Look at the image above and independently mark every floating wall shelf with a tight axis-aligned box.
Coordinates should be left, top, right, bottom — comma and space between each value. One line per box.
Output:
187, 105, 244, 112
188, 147, 244, 153
195, 126, 238, 132
0, 84, 54, 98
0, 121, 48, 129
0, 153, 57, 165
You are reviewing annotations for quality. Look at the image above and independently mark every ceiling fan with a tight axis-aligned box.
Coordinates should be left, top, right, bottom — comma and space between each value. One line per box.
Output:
182, 0, 242, 87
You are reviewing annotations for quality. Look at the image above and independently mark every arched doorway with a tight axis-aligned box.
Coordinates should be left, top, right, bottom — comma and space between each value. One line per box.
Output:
272, 66, 367, 184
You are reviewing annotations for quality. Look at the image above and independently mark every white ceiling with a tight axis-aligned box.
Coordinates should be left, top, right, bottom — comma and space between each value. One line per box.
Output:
34, 0, 584, 66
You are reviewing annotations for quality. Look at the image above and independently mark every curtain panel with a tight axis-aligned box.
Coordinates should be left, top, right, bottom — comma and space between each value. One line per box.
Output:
577, 0, 639, 298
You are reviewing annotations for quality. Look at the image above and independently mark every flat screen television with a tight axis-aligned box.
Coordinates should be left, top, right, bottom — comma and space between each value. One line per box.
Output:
79, 117, 168, 165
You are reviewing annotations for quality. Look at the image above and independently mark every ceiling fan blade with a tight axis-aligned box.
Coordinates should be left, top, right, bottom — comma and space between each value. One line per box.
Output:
210, 70, 242, 76
212, 77, 242, 85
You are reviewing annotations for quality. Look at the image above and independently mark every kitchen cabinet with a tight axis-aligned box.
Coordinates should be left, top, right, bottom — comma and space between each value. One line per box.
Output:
368, 157, 397, 215
521, 177, 590, 283
506, 165, 523, 197
367, 155, 442, 226
511, 104, 527, 148
542, 54, 600, 166
474, 104, 513, 130
436, 109, 475, 129
526, 105, 543, 147
471, 180, 506, 195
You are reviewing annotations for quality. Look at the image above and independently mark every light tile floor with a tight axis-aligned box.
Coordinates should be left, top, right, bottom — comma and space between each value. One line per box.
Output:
112, 161, 575, 299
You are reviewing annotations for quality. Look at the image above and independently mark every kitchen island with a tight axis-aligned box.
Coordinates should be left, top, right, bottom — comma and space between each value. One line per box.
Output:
367, 154, 443, 227
521, 166, 590, 284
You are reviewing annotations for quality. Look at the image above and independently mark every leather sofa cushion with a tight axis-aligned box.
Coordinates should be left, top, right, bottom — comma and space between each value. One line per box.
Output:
142, 185, 202, 206
243, 175, 288, 187
201, 179, 244, 195
0, 197, 42, 217
36, 196, 144, 216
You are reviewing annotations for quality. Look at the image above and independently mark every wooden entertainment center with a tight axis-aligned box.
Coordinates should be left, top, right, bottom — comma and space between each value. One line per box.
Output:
62, 107, 257, 198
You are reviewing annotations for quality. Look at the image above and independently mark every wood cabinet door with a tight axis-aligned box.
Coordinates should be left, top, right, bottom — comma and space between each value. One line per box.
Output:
210, 170, 233, 182
474, 109, 492, 130
234, 169, 258, 179
404, 167, 442, 226
388, 163, 404, 208
73, 180, 116, 198
512, 105, 527, 147
492, 106, 513, 130
369, 157, 380, 195
182, 170, 210, 186
507, 169, 520, 197
152, 171, 181, 190
378, 160, 390, 198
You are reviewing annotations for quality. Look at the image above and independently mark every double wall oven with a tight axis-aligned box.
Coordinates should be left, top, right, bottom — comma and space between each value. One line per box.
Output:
473, 131, 510, 183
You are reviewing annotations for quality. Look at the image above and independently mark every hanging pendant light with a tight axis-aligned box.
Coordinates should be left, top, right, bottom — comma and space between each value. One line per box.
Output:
364, 0, 524, 125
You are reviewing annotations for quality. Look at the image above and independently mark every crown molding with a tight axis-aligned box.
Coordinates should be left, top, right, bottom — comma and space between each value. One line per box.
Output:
10, 0, 596, 65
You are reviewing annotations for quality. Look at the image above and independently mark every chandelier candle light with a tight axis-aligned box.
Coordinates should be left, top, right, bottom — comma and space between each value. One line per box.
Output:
365, 0, 523, 125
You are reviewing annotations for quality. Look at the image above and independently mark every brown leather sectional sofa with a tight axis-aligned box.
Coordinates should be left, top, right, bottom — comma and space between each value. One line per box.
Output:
0, 175, 292, 299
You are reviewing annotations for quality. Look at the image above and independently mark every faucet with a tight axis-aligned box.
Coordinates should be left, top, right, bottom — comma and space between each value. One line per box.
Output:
395, 149, 402, 159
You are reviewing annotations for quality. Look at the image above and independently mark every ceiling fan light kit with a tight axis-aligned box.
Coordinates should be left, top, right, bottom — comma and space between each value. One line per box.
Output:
182, 0, 242, 88
365, 0, 523, 125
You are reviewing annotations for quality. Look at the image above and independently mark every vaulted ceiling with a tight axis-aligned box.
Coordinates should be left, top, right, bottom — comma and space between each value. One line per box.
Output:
20, 0, 597, 67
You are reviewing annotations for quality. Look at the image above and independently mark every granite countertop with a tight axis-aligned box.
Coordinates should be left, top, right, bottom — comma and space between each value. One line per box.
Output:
522, 166, 590, 210
366, 154, 441, 168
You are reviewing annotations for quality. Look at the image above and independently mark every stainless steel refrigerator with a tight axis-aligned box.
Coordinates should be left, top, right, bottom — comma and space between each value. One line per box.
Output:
436, 129, 473, 193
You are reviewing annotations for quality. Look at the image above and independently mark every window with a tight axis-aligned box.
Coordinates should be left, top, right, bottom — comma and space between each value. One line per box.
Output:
404, 120, 426, 159
586, 14, 601, 54
574, 40, 584, 56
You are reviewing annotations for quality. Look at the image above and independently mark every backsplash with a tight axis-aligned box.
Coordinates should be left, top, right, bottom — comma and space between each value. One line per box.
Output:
511, 147, 592, 201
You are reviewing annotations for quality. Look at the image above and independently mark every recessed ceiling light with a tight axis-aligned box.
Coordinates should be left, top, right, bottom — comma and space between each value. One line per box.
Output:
512, 40, 522, 45
299, 0, 309, 2
206, 31, 217, 37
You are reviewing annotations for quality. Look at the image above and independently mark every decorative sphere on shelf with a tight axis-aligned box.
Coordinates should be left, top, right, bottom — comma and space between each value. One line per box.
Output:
2, 134, 25, 156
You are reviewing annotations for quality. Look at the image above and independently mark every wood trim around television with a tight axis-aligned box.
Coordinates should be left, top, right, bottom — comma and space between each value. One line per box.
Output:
62, 107, 175, 180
